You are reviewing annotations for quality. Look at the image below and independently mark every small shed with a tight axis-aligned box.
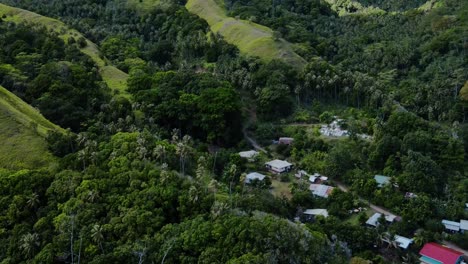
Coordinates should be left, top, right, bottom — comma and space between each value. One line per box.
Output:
374, 175, 391, 188
245, 172, 266, 184
265, 159, 293, 174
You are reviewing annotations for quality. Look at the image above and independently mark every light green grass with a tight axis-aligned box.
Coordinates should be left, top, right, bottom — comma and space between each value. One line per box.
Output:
0, 3, 130, 99
271, 179, 292, 199
186, 0, 306, 68
0, 86, 59, 169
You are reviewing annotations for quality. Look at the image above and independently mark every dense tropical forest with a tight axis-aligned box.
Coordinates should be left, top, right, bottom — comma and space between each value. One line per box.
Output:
0, 0, 466, 263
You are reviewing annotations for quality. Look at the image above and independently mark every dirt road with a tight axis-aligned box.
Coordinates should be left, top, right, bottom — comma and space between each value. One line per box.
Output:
335, 181, 401, 218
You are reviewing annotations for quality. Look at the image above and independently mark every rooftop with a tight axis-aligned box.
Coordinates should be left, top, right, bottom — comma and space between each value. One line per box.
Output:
309, 184, 334, 198
245, 172, 266, 183
442, 220, 461, 232
460, 219, 468, 231
265, 159, 293, 169
366, 213, 397, 227
419, 243, 463, 264
303, 209, 329, 218
395, 235, 413, 249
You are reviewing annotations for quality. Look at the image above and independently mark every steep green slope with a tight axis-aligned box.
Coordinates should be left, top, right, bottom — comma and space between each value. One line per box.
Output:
0, 3, 130, 98
185, 0, 306, 68
0, 86, 61, 169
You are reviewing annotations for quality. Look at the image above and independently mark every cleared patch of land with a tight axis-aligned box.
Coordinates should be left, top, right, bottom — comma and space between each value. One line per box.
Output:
271, 179, 292, 199
186, 0, 306, 68
0, 3, 130, 98
0, 86, 60, 169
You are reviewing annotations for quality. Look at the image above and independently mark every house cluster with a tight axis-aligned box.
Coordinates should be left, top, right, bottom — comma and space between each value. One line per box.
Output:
295, 170, 334, 198
240, 156, 294, 184
442, 219, 468, 233
419, 242, 465, 264
295, 170, 328, 183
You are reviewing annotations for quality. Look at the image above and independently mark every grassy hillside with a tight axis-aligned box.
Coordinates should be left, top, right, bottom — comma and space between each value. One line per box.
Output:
0, 86, 60, 169
0, 3, 130, 98
185, 0, 306, 68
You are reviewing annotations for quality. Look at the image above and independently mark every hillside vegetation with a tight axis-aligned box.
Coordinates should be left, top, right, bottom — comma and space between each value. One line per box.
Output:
186, 0, 306, 68
0, 86, 58, 169
0, 3, 129, 98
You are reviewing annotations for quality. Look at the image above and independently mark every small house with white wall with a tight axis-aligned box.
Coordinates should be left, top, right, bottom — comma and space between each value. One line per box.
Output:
245, 172, 266, 184
265, 159, 293, 174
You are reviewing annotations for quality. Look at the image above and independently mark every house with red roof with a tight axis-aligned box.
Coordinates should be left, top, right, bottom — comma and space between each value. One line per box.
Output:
419, 243, 464, 264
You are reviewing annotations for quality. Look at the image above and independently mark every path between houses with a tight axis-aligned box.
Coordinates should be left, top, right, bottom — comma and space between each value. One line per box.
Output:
335, 181, 401, 219
242, 108, 267, 153
442, 240, 468, 256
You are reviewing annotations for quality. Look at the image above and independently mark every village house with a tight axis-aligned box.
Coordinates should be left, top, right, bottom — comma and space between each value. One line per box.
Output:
245, 172, 266, 184
365, 213, 397, 227
265, 159, 293, 174
309, 184, 334, 198
419, 242, 464, 264
442, 220, 461, 233
238, 150, 259, 161
295, 170, 328, 183
381, 234, 413, 250
442, 219, 468, 234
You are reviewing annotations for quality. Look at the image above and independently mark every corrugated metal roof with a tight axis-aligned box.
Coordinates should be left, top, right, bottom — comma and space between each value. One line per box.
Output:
419, 243, 463, 264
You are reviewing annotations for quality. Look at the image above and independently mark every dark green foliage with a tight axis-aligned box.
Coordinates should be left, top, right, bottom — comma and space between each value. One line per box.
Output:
0, 22, 108, 131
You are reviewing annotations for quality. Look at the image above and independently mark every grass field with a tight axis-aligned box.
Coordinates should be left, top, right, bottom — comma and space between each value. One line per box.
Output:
0, 86, 60, 169
0, 3, 130, 98
186, 0, 306, 68
271, 179, 293, 199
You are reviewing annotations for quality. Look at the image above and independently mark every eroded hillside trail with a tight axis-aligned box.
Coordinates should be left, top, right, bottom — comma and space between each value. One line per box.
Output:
242, 108, 267, 153
335, 181, 401, 219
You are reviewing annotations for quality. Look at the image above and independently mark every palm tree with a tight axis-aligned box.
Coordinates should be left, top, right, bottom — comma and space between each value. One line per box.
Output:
91, 224, 104, 253
20, 233, 39, 258
26, 193, 40, 209
188, 186, 199, 204
176, 135, 192, 176
196, 156, 207, 180
413, 229, 427, 247
153, 144, 167, 163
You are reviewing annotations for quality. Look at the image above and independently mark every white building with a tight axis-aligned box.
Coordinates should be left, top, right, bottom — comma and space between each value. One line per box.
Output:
366, 213, 397, 227
245, 172, 266, 184
265, 159, 293, 174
